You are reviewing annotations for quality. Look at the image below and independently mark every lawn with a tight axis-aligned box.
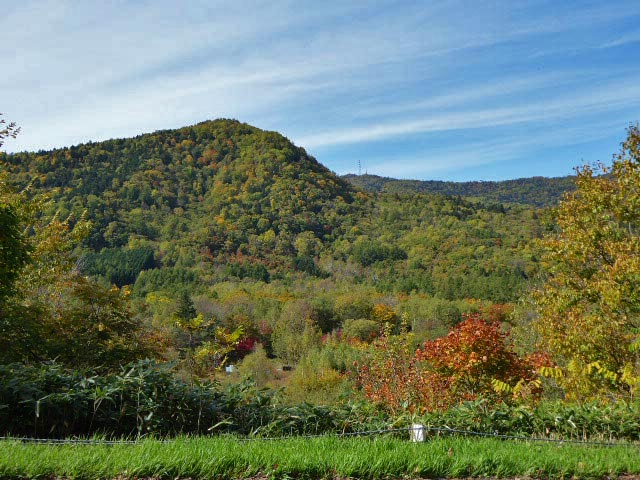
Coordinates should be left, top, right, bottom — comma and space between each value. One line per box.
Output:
1, 435, 639, 479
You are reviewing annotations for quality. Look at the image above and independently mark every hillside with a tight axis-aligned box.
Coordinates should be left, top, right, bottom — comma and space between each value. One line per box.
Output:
343, 173, 575, 207
0, 118, 554, 368
0, 120, 548, 303
3, 119, 359, 252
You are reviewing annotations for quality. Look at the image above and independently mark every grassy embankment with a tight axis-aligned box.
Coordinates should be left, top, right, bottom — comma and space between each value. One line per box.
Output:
1, 436, 639, 479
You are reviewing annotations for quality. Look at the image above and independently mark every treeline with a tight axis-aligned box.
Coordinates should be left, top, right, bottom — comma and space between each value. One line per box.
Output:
343, 173, 575, 207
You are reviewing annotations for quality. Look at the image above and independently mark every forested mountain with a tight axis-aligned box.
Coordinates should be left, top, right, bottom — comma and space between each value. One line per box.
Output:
2, 116, 638, 424
343, 173, 575, 207
4, 119, 358, 252
1, 119, 547, 304
2, 120, 368, 287
1, 119, 553, 380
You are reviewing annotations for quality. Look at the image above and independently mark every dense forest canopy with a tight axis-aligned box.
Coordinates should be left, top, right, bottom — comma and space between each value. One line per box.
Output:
2, 119, 358, 252
343, 173, 576, 207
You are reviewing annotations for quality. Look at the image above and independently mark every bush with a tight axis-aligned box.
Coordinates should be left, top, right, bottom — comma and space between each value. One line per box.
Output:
0, 361, 228, 437
357, 314, 542, 413
237, 344, 278, 388
419, 398, 640, 442
342, 318, 379, 342
285, 349, 352, 405
2, 361, 639, 441
0, 361, 387, 438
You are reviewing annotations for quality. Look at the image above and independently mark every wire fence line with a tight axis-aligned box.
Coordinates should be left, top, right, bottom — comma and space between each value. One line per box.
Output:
1, 425, 639, 448
0, 436, 140, 445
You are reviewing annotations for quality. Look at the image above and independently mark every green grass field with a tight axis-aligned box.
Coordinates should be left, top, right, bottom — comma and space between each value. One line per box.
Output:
1, 436, 639, 479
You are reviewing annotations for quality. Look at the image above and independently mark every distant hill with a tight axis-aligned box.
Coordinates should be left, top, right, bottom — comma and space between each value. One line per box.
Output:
342, 173, 575, 207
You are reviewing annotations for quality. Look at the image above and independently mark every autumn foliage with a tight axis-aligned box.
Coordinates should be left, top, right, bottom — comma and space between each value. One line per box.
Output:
357, 314, 545, 413
532, 125, 640, 399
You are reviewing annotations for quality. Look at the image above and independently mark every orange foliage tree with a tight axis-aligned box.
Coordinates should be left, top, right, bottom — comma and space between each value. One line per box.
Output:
356, 314, 546, 413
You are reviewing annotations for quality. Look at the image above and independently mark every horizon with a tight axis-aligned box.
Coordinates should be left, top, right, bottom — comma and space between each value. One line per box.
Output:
2, 1, 639, 181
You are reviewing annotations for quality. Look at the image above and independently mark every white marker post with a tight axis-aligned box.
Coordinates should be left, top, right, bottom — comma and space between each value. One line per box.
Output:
410, 424, 425, 442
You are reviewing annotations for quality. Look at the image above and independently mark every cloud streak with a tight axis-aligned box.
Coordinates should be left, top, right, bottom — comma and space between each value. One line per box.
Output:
371, 119, 622, 177
601, 30, 640, 48
295, 78, 640, 149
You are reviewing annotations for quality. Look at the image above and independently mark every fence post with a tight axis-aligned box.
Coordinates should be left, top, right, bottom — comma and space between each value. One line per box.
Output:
410, 424, 425, 442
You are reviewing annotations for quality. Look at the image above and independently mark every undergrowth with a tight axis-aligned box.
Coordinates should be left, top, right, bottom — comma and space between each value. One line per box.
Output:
2, 361, 640, 442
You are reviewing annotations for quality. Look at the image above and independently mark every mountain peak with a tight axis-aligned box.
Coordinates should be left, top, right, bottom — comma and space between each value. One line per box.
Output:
2, 119, 359, 253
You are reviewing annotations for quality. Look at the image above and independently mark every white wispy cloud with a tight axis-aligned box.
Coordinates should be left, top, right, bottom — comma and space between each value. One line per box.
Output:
349, 72, 573, 119
601, 30, 640, 48
294, 78, 640, 149
364, 119, 627, 179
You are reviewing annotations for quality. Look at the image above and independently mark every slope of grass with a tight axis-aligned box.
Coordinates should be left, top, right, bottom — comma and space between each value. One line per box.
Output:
1, 436, 639, 479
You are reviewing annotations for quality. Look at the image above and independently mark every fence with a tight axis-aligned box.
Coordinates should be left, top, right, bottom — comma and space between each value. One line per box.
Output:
2, 424, 639, 447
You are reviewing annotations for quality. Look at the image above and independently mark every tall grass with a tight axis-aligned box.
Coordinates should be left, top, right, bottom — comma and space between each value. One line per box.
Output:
4, 361, 640, 442
420, 398, 640, 442
0, 361, 386, 438
1, 436, 639, 479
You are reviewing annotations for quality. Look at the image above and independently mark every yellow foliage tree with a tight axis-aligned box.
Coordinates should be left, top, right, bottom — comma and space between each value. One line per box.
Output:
533, 125, 640, 399
370, 303, 398, 327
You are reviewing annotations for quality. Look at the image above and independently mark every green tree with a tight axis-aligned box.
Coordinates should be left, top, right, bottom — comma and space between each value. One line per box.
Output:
237, 343, 276, 388
0, 116, 28, 302
176, 291, 197, 326
0, 189, 30, 303
294, 231, 322, 257
532, 125, 640, 398
271, 301, 322, 364
0, 184, 33, 361
1, 120, 148, 366
39, 280, 147, 367
342, 318, 379, 342
0, 184, 149, 366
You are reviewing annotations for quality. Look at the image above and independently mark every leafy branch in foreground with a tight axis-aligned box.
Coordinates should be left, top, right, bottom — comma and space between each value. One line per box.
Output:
0, 172, 148, 367
0, 113, 20, 149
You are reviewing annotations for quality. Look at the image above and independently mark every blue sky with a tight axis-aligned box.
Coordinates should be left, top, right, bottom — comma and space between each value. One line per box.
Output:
2, 1, 640, 181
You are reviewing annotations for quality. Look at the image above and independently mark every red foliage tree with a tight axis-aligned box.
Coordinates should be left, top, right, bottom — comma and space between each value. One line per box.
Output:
416, 314, 535, 401
357, 314, 544, 413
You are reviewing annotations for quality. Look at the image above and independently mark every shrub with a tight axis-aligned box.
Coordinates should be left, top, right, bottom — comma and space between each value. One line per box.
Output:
342, 318, 379, 343
0, 360, 387, 438
285, 349, 350, 405
357, 314, 543, 413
